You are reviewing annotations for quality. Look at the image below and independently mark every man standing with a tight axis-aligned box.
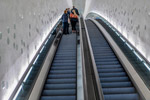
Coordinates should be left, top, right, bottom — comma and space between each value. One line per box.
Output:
61, 9, 69, 34
71, 6, 79, 16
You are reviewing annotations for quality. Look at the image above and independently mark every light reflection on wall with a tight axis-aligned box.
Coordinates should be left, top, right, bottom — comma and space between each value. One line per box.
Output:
3, 79, 17, 100
2, 15, 61, 100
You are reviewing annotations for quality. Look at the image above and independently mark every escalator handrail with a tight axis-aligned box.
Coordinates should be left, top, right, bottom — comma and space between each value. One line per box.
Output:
80, 16, 104, 100
79, 17, 88, 100
29, 31, 62, 100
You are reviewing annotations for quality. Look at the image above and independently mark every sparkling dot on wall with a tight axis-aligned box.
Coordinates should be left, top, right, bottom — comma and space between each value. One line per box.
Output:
0, 56, 1, 64
23, 42, 25, 47
13, 43, 15, 49
16, 44, 18, 50
35, 45, 37, 50
27, 44, 29, 50
29, 24, 31, 29
21, 48, 23, 54
29, 32, 31, 37
36, 28, 39, 33
7, 38, 10, 45
7, 27, 10, 34
14, 33, 16, 39
0, 32, 2, 39
27, 53, 29, 58
21, 40, 23, 45
14, 24, 16, 29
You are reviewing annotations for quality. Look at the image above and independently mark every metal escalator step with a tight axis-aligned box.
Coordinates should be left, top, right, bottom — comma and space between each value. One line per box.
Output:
41, 96, 76, 100
54, 56, 76, 59
99, 72, 127, 77
97, 65, 121, 69
94, 53, 115, 57
52, 63, 76, 66
104, 93, 139, 100
94, 56, 116, 59
47, 74, 76, 79
51, 67, 76, 70
53, 60, 76, 63
44, 84, 76, 89
42, 89, 76, 96
98, 68, 124, 73
54, 57, 76, 60
100, 77, 129, 82
46, 76, 76, 84
95, 58, 118, 62
50, 70, 76, 74
103, 87, 136, 94
94, 53, 115, 56
101, 82, 132, 88
96, 61, 119, 65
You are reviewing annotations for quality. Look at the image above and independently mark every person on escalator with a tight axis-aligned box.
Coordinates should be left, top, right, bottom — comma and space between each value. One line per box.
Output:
71, 6, 79, 16
70, 10, 78, 33
61, 9, 70, 34
67, 8, 71, 16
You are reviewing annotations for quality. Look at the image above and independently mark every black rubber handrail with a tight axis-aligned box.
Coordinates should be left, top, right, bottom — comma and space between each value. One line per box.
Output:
80, 17, 104, 100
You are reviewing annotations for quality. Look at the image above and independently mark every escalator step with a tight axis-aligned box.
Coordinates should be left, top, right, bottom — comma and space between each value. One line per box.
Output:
48, 74, 76, 79
42, 89, 76, 96
104, 93, 139, 100
99, 72, 127, 77
53, 60, 76, 63
98, 68, 124, 73
103, 87, 136, 94
41, 96, 76, 100
101, 81, 132, 88
51, 67, 76, 70
50, 70, 76, 74
44, 84, 76, 89
46, 77, 76, 84
52, 63, 76, 66
100, 77, 129, 82
97, 65, 121, 69
95, 58, 118, 62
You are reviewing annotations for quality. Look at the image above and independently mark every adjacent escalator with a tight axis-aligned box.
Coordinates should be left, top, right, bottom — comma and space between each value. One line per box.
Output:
40, 34, 77, 100
85, 20, 139, 100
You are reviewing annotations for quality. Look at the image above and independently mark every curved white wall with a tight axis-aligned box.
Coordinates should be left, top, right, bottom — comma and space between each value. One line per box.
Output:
0, 0, 72, 99
84, 0, 150, 62
1, 0, 150, 99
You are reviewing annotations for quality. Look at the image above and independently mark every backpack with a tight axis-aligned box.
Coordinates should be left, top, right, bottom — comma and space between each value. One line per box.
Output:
70, 13, 78, 19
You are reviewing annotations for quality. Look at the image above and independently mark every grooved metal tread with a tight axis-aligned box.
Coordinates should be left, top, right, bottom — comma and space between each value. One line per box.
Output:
41, 34, 77, 100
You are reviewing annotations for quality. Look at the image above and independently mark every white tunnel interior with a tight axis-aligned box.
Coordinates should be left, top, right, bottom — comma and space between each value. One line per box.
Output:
0, 0, 150, 99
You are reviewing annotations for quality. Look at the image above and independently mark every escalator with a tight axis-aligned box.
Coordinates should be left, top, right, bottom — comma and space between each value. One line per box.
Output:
40, 34, 77, 100
85, 20, 139, 100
